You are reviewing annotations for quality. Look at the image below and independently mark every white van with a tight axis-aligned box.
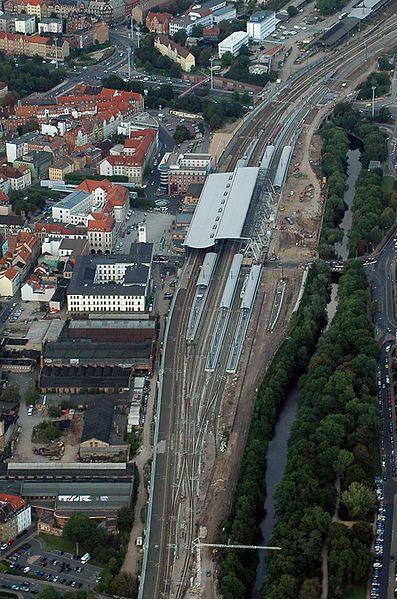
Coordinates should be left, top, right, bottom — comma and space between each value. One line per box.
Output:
81, 553, 90, 564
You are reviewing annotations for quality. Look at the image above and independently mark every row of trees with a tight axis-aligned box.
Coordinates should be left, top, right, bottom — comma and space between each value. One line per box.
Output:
319, 102, 391, 257
218, 261, 332, 598
348, 169, 392, 256
318, 124, 349, 259
263, 261, 379, 599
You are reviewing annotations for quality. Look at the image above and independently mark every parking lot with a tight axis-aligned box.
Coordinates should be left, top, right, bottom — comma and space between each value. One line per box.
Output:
4, 539, 101, 591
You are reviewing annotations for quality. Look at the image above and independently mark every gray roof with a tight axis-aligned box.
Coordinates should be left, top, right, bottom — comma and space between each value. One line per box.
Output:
55, 190, 91, 210
69, 319, 156, 331
40, 17, 63, 23
250, 10, 274, 22
43, 339, 153, 361
16, 13, 35, 20
40, 365, 132, 388
21, 479, 132, 500
59, 238, 87, 253
67, 249, 150, 297
185, 167, 259, 249
81, 399, 114, 444
7, 132, 36, 146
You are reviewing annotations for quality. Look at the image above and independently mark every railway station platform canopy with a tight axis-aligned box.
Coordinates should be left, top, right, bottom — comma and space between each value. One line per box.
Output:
184, 166, 259, 249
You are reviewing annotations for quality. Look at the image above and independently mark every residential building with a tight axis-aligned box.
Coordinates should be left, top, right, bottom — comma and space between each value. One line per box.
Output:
6, 132, 37, 163
158, 152, 212, 195
0, 231, 39, 296
0, 214, 28, 236
38, 17, 63, 34
218, 30, 249, 57
0, 13, 16, 32
212, 5, 236, 23
0, 165, 31, 190
67, 242, 153, 315
169, 15, 194, 36
48, 157, 74, 181
63, 20, 109, 48
15, 14, 36, 34
0, 267, 21, 297
145, 11, 172, 33
154, 34, 195, 72
21, 269, 57, 302
0, 31, 69, 59
247, 10, 275, 42
12, 86, 144, 145
50, 179, 128, 253
0, 495, 31, 542
98, 128, 157, 185
14, 150, 53, 180
184, 182, 204, 204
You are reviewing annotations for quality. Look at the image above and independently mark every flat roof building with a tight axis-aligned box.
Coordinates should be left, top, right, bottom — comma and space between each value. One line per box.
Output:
185, 166, 259, 249
67, 242, 153, 315
218, 30, 249, 58
247, 10, 276, 42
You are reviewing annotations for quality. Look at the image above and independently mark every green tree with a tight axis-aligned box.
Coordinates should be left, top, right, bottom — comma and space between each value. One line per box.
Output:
2, 384, 20, 403
36, 589, 62, 599
287, 4, 298, 16
111, 572, 137, 598
25, 386, 40, 406
299, 577, 321, 599
63, 513, 97, 546
173, 30, 187, 45
173, 124, 192, 143
333, 449, 354, 477
341, 482, 376, 520
209, 112, 222, 129
221, 51, 234, 68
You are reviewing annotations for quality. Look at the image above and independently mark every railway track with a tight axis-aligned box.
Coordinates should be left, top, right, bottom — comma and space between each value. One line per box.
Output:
140, 14, 397, 599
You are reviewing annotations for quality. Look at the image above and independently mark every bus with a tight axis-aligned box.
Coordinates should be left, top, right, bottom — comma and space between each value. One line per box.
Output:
81, 553, 90, 564
169, 109, 204, 121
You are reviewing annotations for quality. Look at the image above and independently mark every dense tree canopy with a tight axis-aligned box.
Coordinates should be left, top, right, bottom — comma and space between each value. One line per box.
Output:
263, 262, 379, 599
218, 262, 332, 596
358, 71, 391, 100
0, 53, 65, 98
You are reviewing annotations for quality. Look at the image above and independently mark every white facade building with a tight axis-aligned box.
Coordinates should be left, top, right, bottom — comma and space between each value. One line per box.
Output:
38, 18, 63, 34
15, 14, 36, 34
16, 506, 32, 534
218, 30, 249, 58
247, 10, 276, 42
67, 243, 153, 315
5, 133, 36, 163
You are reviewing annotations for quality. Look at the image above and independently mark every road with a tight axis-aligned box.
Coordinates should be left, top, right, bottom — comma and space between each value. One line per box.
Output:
366, 231, 397, 599
137, 11, 397, 598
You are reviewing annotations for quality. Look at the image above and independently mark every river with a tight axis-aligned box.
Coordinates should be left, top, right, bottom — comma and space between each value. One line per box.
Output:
334, 146, 362, 261
251, 385, 299, 598
252, 145, 361, 595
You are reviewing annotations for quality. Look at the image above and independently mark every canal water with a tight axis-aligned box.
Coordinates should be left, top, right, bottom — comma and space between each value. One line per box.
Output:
334, 147, 362, 261
252, 145, 361, 595
251, 385, 299, 598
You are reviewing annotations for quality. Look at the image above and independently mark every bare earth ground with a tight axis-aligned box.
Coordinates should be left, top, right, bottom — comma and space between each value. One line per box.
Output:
198, 113, 330, 597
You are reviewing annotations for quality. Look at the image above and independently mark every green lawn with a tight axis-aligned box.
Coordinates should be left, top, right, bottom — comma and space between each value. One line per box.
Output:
382, 174, 395, 197
38, 533, 76, 554
0, 593, 18, 599
343, 583, 367, 599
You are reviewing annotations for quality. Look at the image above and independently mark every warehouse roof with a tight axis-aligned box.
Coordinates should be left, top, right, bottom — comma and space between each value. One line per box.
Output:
185, 167, 259, 249
43, 339, 152, 361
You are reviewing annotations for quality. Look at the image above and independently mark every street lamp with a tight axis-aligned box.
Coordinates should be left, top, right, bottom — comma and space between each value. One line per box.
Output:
371, 85, 376, 118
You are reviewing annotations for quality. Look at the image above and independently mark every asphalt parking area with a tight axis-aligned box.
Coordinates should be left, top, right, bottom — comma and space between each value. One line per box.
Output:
5, 541, 101, 590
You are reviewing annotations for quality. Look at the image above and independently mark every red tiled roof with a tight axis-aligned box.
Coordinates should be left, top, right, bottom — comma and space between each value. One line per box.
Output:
0, 494, 26, 509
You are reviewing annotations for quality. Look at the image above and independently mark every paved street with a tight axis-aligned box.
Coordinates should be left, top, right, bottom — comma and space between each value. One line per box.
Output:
366, 231, 397, 599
